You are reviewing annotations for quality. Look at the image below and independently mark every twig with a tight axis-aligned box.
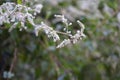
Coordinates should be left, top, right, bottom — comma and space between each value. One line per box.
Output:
7, 48, 17, 80
55, 31, 71, 36
9, 48, 17, 72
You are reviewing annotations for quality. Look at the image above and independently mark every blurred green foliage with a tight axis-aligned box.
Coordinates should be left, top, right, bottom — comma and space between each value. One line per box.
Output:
0, 0, 120, 80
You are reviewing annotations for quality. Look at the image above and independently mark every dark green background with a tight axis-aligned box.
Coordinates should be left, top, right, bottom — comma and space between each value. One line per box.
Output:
0, 0, 120, 80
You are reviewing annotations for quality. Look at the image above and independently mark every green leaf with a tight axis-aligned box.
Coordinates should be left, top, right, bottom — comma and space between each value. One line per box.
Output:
17, 0, 22, 4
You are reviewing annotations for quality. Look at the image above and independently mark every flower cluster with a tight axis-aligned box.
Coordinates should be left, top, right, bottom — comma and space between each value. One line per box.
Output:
55, 15, 86, 48
54, 14, 72, 34
34, 22, 60, 42
0, 2, 86, 48
0, 2, 42, 31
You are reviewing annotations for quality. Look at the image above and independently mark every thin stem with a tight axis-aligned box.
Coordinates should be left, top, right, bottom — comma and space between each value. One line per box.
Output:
9, 48, 17, 72
55, 31, 71, 36
7, 48, 17, 80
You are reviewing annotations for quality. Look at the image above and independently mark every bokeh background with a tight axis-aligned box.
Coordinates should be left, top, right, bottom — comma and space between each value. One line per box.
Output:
0, 0, 120, 80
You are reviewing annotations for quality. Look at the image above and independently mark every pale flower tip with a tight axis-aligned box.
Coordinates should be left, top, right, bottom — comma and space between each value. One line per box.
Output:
41, 21, 44, 24
54, 14, 57, 17
35, 33, 38, 36
56, 45, 61, 48
69, 22, 72, 26
56, 46, 60, 48
77, 20, 83, 25
24, 26, 27, 29
19, 28, 22, 31
54, 14, 58, 17
77, 20, 85, 29
77, 20, 81, 23
35, 31, 38, 36
54, 14, 63, 18
83, 34, 86, 38
77, 20, 79, 22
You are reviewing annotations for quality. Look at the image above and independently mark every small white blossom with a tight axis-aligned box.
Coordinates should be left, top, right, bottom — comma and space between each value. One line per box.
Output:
55, 14, 68, 26
55, 14, 72, 34
77, 20, 85, 33
56, 19, 86, 48
41, 22, 60, 42
34, 25, 42, 36
56, 39, 71, 48
0, 2, 41, 31
35, 22, 60, 42
34, 4, 43, 15
69, 22, 72, 26
3, 71, 14, 79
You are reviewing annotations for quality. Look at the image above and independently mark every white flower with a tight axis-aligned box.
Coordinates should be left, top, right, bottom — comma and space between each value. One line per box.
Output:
34, 25, 42, 36
3, 71, 14, 79
34, 4, 43, 15
41, 22, 60, 42
56, 39, 71, 48
56, 20, 86, 48
54, 14, 68, 26
54, 14, 72, 34
35, 22, 60, 42
0, 2, 38, 31
0, 2, 86, 48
